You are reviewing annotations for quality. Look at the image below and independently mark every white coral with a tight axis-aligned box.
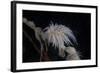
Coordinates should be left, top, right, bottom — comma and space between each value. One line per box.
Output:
44, 22, 77, 57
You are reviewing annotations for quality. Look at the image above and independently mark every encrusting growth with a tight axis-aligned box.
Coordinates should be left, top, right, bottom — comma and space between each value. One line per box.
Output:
23, 18, 80, 61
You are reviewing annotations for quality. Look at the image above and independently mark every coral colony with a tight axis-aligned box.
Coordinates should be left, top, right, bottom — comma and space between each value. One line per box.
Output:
23, 18, 80, 61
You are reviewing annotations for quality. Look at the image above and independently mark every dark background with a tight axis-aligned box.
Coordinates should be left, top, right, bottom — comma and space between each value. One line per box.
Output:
23, 10, 91, 63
